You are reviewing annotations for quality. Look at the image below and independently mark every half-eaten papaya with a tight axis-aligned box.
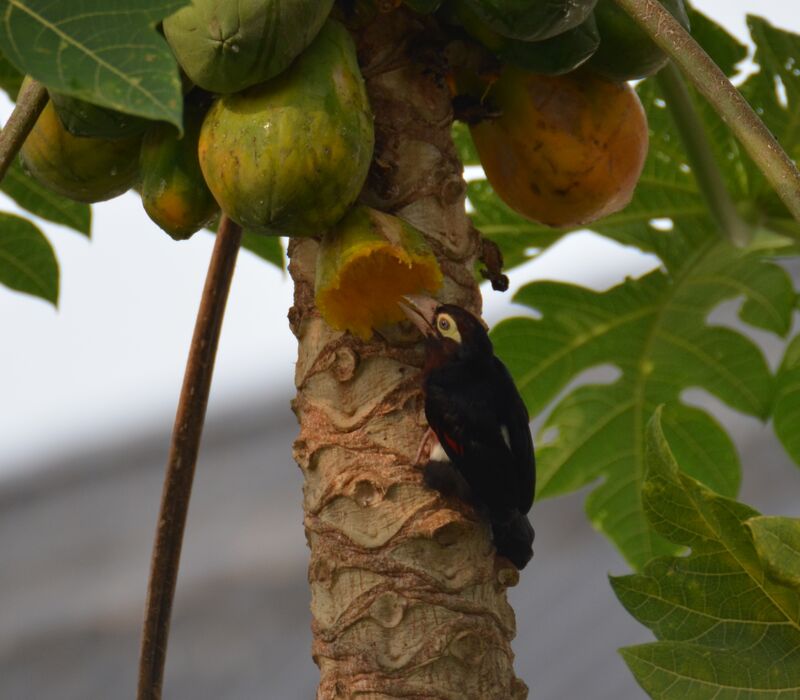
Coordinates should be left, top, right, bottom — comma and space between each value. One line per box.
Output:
316, 206, 442, 340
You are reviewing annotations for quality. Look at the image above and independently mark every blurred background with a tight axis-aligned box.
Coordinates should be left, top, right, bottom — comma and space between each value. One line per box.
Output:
2, 2, 800, 698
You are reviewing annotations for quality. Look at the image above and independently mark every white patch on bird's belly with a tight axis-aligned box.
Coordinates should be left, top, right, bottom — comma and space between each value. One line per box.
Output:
430, 440, 450, 462
500, 425, 511, 450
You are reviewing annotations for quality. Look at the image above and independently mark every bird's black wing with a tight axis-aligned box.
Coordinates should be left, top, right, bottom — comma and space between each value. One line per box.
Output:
491, 357, 536, 514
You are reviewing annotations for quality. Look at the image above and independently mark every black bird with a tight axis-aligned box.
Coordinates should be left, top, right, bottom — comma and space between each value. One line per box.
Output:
400, 295, 535, 569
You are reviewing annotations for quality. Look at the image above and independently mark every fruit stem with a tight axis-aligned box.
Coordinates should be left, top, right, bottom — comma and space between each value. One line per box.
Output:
612, 0, 800, 224
0, 78, 47, 182
137, 215, 242, 700
657, 62, 752, 247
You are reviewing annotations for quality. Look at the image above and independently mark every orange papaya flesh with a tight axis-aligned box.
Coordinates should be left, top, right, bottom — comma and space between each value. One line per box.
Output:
20, 85, 140, 203
470, 66, 648, 227
316, 206, 443, 340
140, 96, 219, 240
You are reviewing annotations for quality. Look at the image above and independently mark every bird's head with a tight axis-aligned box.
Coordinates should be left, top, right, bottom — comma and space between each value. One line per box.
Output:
399, 295, 493, 368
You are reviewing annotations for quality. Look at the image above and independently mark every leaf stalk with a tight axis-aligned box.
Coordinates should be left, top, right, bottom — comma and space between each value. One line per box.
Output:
612, 0, 800, 224
656, 62, 752, 247
0, 78, 47, 183
137, 215, 242, 700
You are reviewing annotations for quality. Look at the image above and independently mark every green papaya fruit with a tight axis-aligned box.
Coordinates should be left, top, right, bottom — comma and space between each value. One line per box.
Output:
450, 2, 599, 75
49, 91, 149, 139
140, 95, 219, 240
163, 0, 335, 94
588, 0, 689, 81
198, 20, 374, 237
405, 0, 442, 12
20, 83, 141, 203
461, 0, 598, 42
500, 16, 599, 75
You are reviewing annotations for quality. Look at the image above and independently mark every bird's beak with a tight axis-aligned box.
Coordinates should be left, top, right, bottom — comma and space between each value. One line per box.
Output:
399, 294, 439, 336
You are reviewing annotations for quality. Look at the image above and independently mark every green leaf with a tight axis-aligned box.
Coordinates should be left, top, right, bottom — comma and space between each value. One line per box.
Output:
612, 410, 800, 699
452, 122, 479, 166
490, 242, 792, 573
740, 17, 800, 216
774, 334, 800, 466
0, 211, 57, 304
0, 0, 185, 130
241, 231, 284, 270
747, 516, 800, 588
0, 46, 22, 99
686, 7, 748, 78
1, 159, 90, 235
492, 225, 789, 568
468, 180, 566, 269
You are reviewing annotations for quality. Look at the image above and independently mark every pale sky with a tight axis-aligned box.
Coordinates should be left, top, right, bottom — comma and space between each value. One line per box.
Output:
0, 2, 796, 473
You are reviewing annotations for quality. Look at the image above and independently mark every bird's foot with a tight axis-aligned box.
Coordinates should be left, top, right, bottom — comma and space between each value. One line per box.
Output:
413, 428, 438, 467
423, 461, 472, 503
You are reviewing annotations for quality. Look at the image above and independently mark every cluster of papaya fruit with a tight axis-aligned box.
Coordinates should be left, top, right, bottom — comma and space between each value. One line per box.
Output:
18, 0, 684, 335
430, 0, 688, 226
20, 1, 373, 241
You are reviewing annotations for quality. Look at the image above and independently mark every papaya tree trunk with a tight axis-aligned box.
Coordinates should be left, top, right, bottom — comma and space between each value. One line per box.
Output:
288, 8, 527, 699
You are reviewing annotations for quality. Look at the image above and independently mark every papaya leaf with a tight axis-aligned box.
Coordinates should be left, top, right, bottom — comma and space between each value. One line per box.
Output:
0, 46, 21, 99
746, 516, 800, 588
241, 231, 284, 271
492, 224, 793, 568
685, 6, 748, 78
0, 211, 57, 304
612, 410, 800, 699
1, 159, 90, 235
773, 334, 800, 467
741, 17, 800, 213
0, 0, 185, 130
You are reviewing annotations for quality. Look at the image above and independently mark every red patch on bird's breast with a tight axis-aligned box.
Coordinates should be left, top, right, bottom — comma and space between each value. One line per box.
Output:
442, 432, 464, 456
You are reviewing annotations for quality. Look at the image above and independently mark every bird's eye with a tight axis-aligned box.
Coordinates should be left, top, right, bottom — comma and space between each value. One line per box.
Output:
438, 317, 450, 331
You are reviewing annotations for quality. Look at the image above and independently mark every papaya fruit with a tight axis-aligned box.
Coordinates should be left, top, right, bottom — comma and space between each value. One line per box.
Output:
140, 95, 219, 240
470, 67, 648, 227
163, 0, 335, 94
316, 206, 442, 340
198, 20, 374, 237
461, 0, 597, 42
20, 84, 141, 203
49, 91, 149, 139
449, 2, 599, 76
589, 0, 689, 81
405, 0, 442, 12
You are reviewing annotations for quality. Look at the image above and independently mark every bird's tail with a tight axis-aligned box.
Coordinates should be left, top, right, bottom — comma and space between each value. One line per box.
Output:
491, 511, 534, 570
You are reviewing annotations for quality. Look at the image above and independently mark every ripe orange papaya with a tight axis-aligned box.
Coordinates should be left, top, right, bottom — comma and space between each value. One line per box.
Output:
470, 67, 648, 227
20, 85, 141, 203
198, 20, 374, 237
139, 96, 219, 240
